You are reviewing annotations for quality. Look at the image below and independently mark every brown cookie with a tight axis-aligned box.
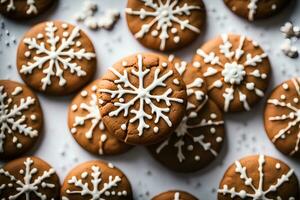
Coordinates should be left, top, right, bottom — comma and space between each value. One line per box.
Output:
0, 0, 55, 19
218, 154, 299, 200
0, 156, 60, 199
125, 0, 206, 51
152, 190, 198, 200
223, 0, 290, 21
0, 80, 43, 160
17, 21, 97, 95
98, 53, 187, 145
68, 79, 133, 156
264, 78, 300, 158
61, 160, 133, 200
193, 34, 271, 112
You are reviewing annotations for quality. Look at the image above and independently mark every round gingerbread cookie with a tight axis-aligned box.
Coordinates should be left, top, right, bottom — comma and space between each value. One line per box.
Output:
218, 154, 299, 200
68, 79, 133, 156
17, 21, 97, 95
223, 0, 290, 21
0, 80, 43, 160
61, 160, 133, 200
264, 78, 300, 158
0, 156, 60, 199
193, 34, 271, 112
152, 190, 198, 200
98, 53, 187, 145
125, 0, 206, 51
0, 0, 55, 19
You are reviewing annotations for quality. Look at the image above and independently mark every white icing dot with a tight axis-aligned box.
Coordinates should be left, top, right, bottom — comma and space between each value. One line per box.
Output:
63, 31, 69, 37
91, 85, 97, 91
153, 126, 159, 133
210, 127, 216, 134
108, 163, 114, 168
293, 98, 299, 103
151, 30, 159, 37
173, 79, 180, 85
271, 4, 277, 10
193, 61, 201, 68
24, 51, 31, 57
30, 114, 37, 121
173, 36, 180, 43
162, 62, 168, 67
71, 128, 77, 134
261, 73, 267, 79
81, 90, 88, 97
12, 136, 17, 143
210, 113, 217, 119
194, 155, 200, 161
187, 145, 194, 151
81, 172, 88, 179
282, 83, 289, 90
171, 28, 177, 34
122, 61, 128, 66
71, 104, 78, 111
275, 163, 281, 170
76, 41, 82, 47
280, 95, 286, 100
17, 143, 22, 148
216, 137, 223, 143
37, 33, 44, 39
62, 23, 68, 29
119, 98, 125, 103
121, 124, 126, 130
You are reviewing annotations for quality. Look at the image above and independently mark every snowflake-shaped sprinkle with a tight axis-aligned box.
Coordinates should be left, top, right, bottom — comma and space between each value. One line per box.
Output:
267, 78, 300, 156
218, 155, 295, 199
126, 0, 202, 50
0, 157, 56, 200
64, 165, 128, 199
196, 34, 268, 112
0, 0, 37, 14
20, 22, 95, 90
0, 85, 38, 153
100, 54, 184, 136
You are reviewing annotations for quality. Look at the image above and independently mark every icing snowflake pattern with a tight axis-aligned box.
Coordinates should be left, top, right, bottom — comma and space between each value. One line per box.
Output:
1, 0, 37, 14
0, 157, 56, 200
196, 34, 268, 112
71, 86, 107, 155
100, 54, 184, 136
267, 78, 300, 156
63, 165, 128, 199
0, 85, 38, 153
218, 155, 295, 199
126, 0, 202, 50
20, 22, 96, 90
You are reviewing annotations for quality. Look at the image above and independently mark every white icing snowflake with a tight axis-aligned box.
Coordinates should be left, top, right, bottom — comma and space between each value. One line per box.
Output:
63, 165, 128, 199
71, 86, 107, 155
267, 78, 300, 156
20, 22, 96, 90
126, 0, 202, 50
0, 157, 56, 200
218, 155, 295, 200
0, 85, 38, 153
99, 54, 184, 136
196, 34, 268, 112
0, 0, 37, 14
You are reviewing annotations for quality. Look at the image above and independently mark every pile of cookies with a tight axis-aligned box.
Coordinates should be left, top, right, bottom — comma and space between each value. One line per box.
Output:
0, 0, 299, 199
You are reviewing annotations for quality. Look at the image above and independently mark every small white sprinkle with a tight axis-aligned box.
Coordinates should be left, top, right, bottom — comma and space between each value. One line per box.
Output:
173, 36, 180, 43
17, 143, 22, 148
282, 83, 289, 90
37, 33, 44, 39
30, 114, 37, 121
293, 98, 299, 103
153, 126, 159, 133
81, 90, 88, 97
280, 95, 286, 100
108, 163, 114, 168
121, 124, 126, 130
71, 128, 77, 134
24, 51, 31, 57
187, 145, 193, 151
171, 28, 177, 34
151, 30, 158, 37
193, 61, 201, 68
194, 155, 200, 161
173, 79, 180, 85
62, 23, 68, 29
81, 172, 88, 179
216, 137, 223, 143
210, 113, 217, 119
63, 31, 69, 37
71, 104, 78, 111
275, 163, 281, 170
210, 127, 216, 134
162, 62, 168, 67
76, 41, 82, 47
271, 4, 277, 10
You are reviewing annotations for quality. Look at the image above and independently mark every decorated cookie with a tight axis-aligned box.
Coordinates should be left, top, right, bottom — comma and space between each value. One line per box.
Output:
218, 154, 299, 200
193, 34, 271, 112
0, 80, 43, 160
0, 156, 60, 199
17, 21, 97, 95
0, 0, 55, 19
152, 190, 198, 200
68, 79, 133, 156
98, 53, 187, 145
61, 160, 133, 200
264, 78, 300, 158
223, 0, 290, 21
125, 0, 206, 51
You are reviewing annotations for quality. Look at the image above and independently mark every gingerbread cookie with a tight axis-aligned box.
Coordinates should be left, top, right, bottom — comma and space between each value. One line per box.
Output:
223, 0, 290, 21
193, 34, 271, 112
0, 0, 55, 19
17, 21, 97, 95
125, 0, 206, 51
218, 154, 299, 200
0, 156, 60, 199
0, 80, 43, 160
152, 190, 198, 200
61, 160, 133, 200
264, 78, 300, 158
98, 53, 187, 145
68, 79, 133, 156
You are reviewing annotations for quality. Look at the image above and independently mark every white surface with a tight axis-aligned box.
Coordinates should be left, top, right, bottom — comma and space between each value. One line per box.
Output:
1, 0, 300, 199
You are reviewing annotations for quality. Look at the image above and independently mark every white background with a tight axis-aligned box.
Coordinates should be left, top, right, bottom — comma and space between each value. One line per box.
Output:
1, 0, 300, 199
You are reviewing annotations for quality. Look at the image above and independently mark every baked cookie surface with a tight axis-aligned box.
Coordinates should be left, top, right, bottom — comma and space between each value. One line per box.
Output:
0, 156, 60, 200
0, 0, 55, 19
152, 190, 198, 200
193, 34, 271, 112
68, 79, 133, 156
264, 78, 300, 158
17, 21, 96, 95
223, 0, 290, 21
61, 160, 133, 200
98, 53, 187, 145
125, 0, 206, 51
0, 80, 43, 160
218, 154, 299, 200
